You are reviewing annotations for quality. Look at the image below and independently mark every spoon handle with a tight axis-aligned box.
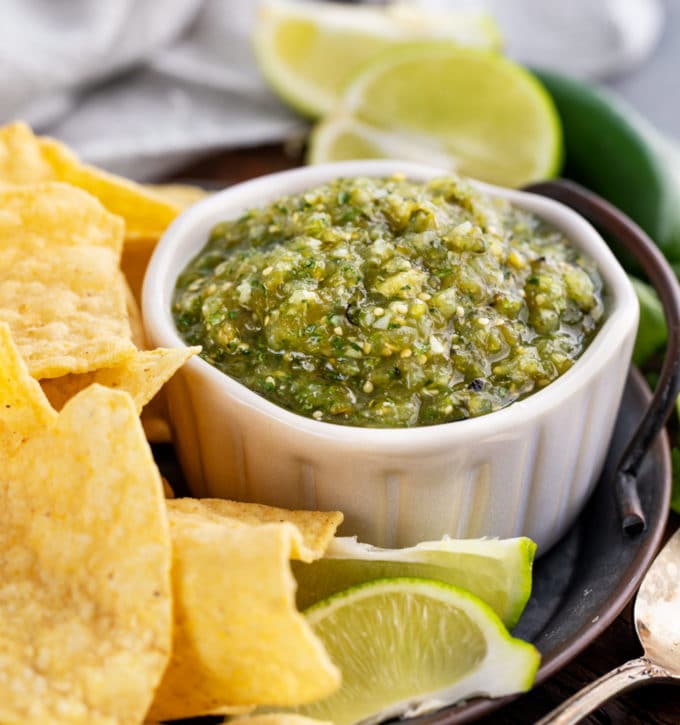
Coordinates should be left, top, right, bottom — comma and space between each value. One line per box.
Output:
535, 656, 671, 725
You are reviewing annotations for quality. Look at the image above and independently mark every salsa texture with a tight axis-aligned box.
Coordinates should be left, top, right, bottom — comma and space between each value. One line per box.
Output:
173, 175, 604, 427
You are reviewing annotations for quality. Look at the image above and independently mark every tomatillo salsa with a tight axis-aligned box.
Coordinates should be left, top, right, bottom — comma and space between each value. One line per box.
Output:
173, 175, 604, 427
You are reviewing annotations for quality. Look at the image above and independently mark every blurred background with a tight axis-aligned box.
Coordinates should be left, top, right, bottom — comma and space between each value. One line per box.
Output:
0, 0, 676, 179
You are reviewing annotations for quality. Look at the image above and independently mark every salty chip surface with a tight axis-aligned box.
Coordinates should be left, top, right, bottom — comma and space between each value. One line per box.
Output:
40, 346, 199, 413
0, 385, 172, 723
0, 323, 56, 455
144, 182, 209, 209
0, 120, 53, 184
0, 122, 180, 240
148, 513, 340, 720
0, 183, 134, 378
168, 498, 343, 563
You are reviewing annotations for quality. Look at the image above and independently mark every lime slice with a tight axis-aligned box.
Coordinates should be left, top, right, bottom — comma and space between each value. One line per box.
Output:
308, 116, 461, 168
253, 0, 501, 118
293, 578, 540, 724
293, 536, 535, 629
308, 43, 562, 187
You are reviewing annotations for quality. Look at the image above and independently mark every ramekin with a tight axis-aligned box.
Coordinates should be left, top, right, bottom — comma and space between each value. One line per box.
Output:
143, 161, 639, 552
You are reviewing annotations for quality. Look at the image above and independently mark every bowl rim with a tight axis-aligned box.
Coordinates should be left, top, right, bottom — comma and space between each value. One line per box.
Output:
142, 160, 639, 450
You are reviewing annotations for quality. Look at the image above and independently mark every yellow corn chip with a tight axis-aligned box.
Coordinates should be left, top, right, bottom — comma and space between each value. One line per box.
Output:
0, 178, 124, 253
40, 346, 198, 412
142, 408, 173, 443
0, 385, 172, 723
0, 122, 181, 239
0, 247, 134, 378
125, 279, 148, 349
0, 323, 57, 455
40, 137, 180, 239
123, 280, 178, 443
0, 247, 133, 377
167, 498, 343, 563
145, 182, 210, 209
0, 120, 54, 184
162, 477, 176, 499
0, 183, 135, 378
147, 513, 340, 720
121, 236, 157, 306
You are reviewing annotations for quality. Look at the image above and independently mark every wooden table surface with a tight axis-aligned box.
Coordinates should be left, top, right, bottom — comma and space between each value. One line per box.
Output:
174, 144, 680, 725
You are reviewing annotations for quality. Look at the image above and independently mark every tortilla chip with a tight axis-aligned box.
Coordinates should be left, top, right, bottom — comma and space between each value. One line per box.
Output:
125, 279, 148, 349
0, 385, 172, 723
0, 121, 54, 184
121, 238, 157, 307
145, 182, 210, 209
0, 178, 124, 253
123, 281, 179, 443
0, 183, 135, 378
0, 323, 57, 455
162, 477, 176, 499
0, 246, 133, 378
167, 498, 343, 563
0, 122, 180, 239
0, 242, 135, 379
39, 136, 180, 239
40, 347, 199, 412
147, 513, 340, 720
142, 408, 173, 443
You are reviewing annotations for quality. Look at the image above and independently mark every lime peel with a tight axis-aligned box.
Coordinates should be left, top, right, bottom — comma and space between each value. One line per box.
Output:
294, 535, 536, 629
254, 0, 502, 118
295, 577, 540, 725
309, 42, 562, 187
308, 116, 460, 169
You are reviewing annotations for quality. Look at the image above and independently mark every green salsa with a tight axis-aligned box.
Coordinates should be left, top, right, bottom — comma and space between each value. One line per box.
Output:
173, 175, 604, 427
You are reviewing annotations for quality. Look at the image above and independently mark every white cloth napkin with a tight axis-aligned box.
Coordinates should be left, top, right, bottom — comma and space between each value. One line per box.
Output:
0, 0, 665, 179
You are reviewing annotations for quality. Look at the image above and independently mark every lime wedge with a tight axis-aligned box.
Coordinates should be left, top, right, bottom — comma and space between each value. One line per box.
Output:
293, 536, 535, 629
308, 43, 562, 187
253, 0, 501, 117
292, 578, 540, 724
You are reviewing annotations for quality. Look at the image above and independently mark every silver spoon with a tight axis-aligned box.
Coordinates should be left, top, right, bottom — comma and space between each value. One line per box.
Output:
537, 528, 680, 724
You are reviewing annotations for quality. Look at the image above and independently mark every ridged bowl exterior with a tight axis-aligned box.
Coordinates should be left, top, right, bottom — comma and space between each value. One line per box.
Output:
144, 162, 639, 552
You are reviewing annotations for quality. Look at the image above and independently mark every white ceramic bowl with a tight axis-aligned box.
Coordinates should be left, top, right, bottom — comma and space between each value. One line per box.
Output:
143, 161, 639, 552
